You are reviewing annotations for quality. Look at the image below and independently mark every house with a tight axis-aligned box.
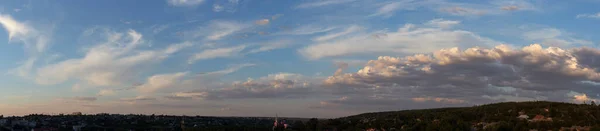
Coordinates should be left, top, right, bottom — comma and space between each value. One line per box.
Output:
533, 115, 544, 120
530, 115, 552, 122
517, 115, 529, 119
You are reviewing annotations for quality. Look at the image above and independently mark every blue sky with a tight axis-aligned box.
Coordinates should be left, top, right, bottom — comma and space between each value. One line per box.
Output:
2, 0, 600, 118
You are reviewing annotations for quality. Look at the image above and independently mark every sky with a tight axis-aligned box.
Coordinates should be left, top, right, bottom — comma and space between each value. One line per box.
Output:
1, 0, 600, 118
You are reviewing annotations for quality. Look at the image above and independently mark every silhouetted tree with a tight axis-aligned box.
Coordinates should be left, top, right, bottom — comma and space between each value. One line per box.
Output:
306, 118, 318, 131
292, 120, 306, 131
591, 126, 600, 131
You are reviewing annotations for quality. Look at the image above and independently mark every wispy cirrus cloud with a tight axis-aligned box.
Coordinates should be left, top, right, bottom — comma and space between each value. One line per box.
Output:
0, 14, 52, 78
205, 21, 248, 41
97, 89, 116, 96
35, 29, 192, 87
369, 1, 415, 18
522, 28, 593, 47
188, 45, 246, 64
299, 19, 500, 60
296, 0, 356, 9
137, 72, 189, 94
247, 39, 293, 54
275, 25, 337, 35
59, 96, 97, 103
366, 0, 539, 18
182, 20, 250, 41
254, 19, 270, 25
120, 96, 157, 103
312, 25, 362, 42
425, 19, 460, 29
136, 63, 255, 95
213, 0, 242, 13
165, 72, 320, 100
167, 0, 205, 7
576, 12, 600, 19
188, 39, 294, 64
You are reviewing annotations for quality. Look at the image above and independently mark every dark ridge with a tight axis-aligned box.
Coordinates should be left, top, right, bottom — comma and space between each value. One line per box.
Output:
318, 101, 600, 131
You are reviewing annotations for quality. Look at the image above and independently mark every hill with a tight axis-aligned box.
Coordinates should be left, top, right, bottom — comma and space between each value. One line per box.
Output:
316, 101, 600, 131
4, 101, 600, 131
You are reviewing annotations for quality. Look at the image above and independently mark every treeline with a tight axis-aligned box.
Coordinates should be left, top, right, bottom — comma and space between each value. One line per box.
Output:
312, 101, 600, 131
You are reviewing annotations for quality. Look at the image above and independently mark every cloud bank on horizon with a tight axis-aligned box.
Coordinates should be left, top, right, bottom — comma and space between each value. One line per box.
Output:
0, 0, 600, 118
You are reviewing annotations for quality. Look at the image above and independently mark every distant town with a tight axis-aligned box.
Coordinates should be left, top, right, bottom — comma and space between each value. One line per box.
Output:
0, 112, 313, 131
4, 101, 600, 131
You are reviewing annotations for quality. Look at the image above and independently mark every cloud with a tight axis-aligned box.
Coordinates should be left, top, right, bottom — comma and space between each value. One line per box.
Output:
323, 44, 600, 109
166, 73, 320, 100
167, 0, 204, 7
365, 0, 538, 18
312, 25, 362, 42
425, 19, 460, 29
493, 0, 538, 11
523, 28, 593, 47
296, 0, 356, 9
0, 14, 31, 42
576, 12, 600, 19
120, 96, 157, 102
137, 64, 254, 95
501, 5, 519, 11
151, 25, 169, 34
276, 25, 337, 35
312, 96, 469, 112
332, 59, 367, 67
247, 39, 293, 54
196, 63, 256, 76
299, 19, 500, 60
568, 91, 599, 103
271, 14, 283, 20
60, 96, 97, 103
440, 7, 487, 16
334, 61, 349, 76
35, 29, 192, 86
212, 0, 241, 13
412, 96, 466, 104
213, 4, 224, 12
98, 89, 116, 96
205, 21, 248, 41
255, 19, 270, 25
72, 83, 84, 92
188, 45, 246, 64
370, 1, 408, 18
188, 39, 293, 64
436, 0, 538, 16
0, 14, 51, 78
137, 72, 189, 94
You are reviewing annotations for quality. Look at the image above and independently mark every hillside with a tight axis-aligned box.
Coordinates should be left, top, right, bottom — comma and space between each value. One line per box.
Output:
316, 101, 600, 131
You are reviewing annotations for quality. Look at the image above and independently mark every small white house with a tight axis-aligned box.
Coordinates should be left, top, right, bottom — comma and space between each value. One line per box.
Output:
517, 115, 529, 119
